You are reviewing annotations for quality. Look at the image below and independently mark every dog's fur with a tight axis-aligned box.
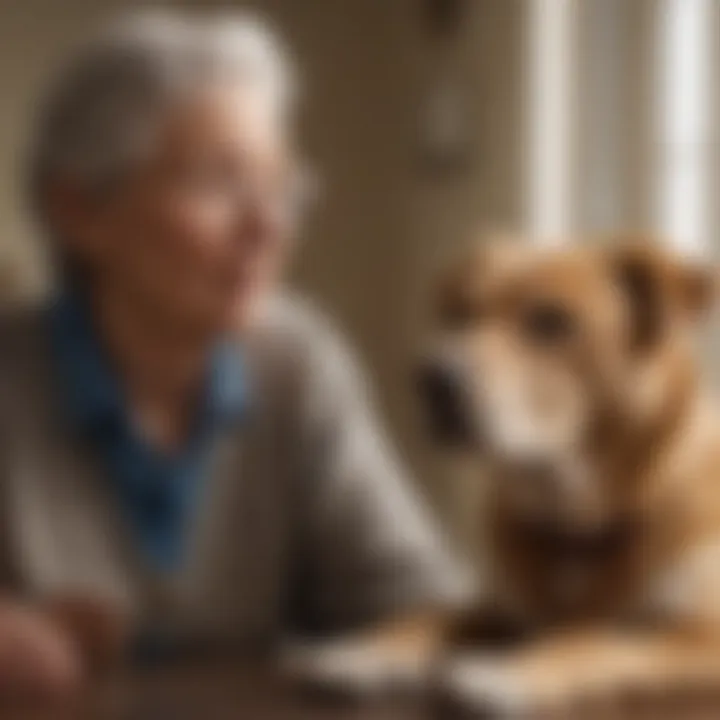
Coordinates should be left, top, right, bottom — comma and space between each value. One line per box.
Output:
294, 238, 720, 716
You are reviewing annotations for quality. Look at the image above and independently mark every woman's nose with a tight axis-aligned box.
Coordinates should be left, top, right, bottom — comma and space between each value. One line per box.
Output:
234, 199, 274, 252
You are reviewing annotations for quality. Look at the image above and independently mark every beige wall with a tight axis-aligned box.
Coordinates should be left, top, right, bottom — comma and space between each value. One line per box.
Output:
0, 1, 525, 530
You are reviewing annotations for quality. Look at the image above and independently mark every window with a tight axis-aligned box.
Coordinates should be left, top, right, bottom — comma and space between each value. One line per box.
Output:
526, 0, 575, 244
653, 0, 715, 256
525, 0, 717, 251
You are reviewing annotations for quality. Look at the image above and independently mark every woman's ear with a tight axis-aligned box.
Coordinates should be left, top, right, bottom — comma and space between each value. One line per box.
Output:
43, 179, 117, 266
608, 242, 717, 353
44, 182, 95, 250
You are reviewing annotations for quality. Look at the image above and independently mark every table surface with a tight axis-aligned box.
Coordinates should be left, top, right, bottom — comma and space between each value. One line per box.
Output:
3, 660, 425, 720
5, 659, 720, 720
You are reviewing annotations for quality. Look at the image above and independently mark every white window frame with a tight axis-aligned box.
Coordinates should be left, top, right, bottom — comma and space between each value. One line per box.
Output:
652, 0, 714, 257
525, 0, 716, 251
526, 0, 576, 244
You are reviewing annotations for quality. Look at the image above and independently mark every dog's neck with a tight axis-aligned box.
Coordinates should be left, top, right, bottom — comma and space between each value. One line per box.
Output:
489, 384, 707, 619
593, 349, 701, 512
494, 455, 612, 534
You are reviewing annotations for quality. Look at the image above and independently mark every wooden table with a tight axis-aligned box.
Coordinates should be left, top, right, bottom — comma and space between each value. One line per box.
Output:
2, 660, 426, 720
5, 659, 720, 719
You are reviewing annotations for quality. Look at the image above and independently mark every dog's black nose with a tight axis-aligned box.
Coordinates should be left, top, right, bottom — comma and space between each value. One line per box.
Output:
416, 359, 474, 445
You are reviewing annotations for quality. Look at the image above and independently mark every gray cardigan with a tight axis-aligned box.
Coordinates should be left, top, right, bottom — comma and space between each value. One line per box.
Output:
0, 295, 468, 645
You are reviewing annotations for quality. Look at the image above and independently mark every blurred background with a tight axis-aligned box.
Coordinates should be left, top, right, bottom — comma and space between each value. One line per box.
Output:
0, 0, 718, 543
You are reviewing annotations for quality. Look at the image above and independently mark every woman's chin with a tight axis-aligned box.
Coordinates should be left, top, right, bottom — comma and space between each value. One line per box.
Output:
225, 290, 269, 331
203, 279, 274, 335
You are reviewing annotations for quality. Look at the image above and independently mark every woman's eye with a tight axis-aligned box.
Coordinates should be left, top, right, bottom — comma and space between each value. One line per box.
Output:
521, 303, 576, 344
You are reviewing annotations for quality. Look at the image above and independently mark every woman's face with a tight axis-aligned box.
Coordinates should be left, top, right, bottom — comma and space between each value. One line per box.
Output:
66, 85, 297, 335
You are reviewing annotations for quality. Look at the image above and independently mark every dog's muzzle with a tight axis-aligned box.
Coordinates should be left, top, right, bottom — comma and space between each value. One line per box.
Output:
417, 358, 477, 446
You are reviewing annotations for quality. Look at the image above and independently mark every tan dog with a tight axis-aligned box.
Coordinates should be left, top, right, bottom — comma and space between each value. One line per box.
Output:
292, 238, 720, 717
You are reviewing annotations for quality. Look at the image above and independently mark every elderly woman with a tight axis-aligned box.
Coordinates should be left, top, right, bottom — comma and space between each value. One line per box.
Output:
0, 10, 465, 696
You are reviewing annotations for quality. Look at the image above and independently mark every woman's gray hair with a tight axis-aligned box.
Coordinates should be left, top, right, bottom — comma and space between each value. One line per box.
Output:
29, 8, 296, 213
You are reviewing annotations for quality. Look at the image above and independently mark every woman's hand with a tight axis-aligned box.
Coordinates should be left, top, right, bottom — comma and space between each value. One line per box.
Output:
0, 595, 128, 702
0, 599, 83, 699
45, 595, 129, 675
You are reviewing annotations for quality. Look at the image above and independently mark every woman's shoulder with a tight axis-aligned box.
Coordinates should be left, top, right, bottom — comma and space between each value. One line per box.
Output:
242, 291, 367, 392
245, 292, 349, 357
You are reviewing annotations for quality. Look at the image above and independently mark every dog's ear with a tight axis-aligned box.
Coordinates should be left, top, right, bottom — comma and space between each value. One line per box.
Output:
608, 243, 716, 353
436, 244, 485, 326
435, 235, 527, 326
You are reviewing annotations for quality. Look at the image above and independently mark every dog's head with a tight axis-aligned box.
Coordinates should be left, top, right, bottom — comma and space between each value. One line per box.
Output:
419, 238, 715, 520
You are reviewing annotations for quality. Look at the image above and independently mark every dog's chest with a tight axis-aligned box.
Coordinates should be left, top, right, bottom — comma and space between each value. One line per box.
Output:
490, 517, 645, 621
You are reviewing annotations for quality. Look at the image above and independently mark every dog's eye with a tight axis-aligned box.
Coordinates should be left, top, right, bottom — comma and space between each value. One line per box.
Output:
521, 303, 576, 345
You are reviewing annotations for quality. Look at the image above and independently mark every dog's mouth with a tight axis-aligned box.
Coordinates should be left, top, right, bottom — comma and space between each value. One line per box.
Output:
417, 359, 602, 525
